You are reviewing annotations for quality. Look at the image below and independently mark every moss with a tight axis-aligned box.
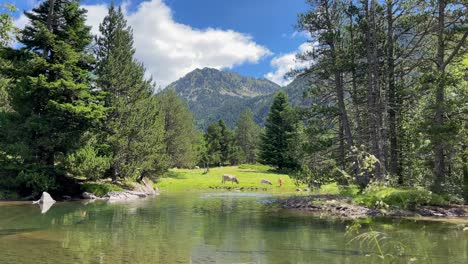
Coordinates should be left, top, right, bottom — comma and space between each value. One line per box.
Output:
81, 182, 123, 197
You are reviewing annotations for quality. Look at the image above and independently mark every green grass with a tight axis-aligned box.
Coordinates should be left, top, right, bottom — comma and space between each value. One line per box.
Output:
156, 165, 456, 209
81, 182, 124, 197
156, 165, 306, 193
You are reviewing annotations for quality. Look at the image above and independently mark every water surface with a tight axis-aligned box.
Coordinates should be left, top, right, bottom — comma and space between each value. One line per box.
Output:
0, 192, 467, 263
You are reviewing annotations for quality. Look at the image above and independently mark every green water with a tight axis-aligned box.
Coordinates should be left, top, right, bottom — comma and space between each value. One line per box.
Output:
0, 192, 467, 264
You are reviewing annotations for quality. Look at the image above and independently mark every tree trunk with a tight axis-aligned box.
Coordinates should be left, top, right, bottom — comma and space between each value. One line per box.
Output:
43, 0, 55, 58
338, 114, 345, 169
366, 0, 385, 180
386, 0, 399, 181
433, 0, 446, 193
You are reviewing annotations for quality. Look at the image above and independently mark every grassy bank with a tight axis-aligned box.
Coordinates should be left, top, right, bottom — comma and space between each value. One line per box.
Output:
156, 164, 306, 193
156, 165, 464, 210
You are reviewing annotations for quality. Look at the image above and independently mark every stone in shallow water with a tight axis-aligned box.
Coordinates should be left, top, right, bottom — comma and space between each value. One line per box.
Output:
32, 192, 56, 204
32, 192, 56, 214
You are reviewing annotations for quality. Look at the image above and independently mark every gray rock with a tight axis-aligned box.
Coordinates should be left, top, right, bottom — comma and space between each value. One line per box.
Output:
131, 178, 157, 196
296, 188, 302, 192
104, 191, 145, 201
82, 192, 97, 200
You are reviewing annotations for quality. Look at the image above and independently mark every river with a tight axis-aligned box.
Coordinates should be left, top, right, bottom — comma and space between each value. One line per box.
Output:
0, 192, 467, 263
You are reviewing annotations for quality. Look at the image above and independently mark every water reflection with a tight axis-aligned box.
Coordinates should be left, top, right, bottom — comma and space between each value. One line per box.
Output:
38, 201, 54, 214
0, 193, 467, 264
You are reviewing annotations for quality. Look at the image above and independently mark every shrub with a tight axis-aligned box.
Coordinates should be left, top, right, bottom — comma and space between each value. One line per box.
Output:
65, 145, 111, 180
354, 186, 449, 209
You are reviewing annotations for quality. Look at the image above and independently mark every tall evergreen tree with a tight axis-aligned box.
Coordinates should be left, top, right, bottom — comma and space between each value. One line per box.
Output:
0, 0, 106, 193
204, 120, 239, 166
205, 121, 223, 166
159, 89, 198, 168
259, 91, 299, 170
235, 110, 260, 164
95, 2, 167, 181
0, 3, 17, 112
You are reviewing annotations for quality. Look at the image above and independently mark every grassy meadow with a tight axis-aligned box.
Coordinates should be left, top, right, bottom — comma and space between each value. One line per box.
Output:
155, 164, 460, 209
156, 164, 307, 193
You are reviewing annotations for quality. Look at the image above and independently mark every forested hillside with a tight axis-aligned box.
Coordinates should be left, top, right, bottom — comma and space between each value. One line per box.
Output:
164, 68, 313, 128
165, 68, 281, 128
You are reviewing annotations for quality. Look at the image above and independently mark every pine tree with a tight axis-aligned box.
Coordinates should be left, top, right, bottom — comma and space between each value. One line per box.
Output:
205, 121, 223, 166
235, 110, 260, 164
0, 3, 17, 112
204, 120, 239, 166
159, 89, 198, 168
259, 91, 299, 170
95, 2, 167, 181
1, 0, 106, 193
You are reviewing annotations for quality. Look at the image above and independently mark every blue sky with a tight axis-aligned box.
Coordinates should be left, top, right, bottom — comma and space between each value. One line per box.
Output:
10, 0, 311, 87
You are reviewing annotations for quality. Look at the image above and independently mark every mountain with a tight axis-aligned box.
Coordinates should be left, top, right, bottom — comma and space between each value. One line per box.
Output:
163, 68, 311, 129
165, 68, 281, 128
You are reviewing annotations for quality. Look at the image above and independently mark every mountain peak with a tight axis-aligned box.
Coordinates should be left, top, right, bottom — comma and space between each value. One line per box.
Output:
164, 68, 282, 128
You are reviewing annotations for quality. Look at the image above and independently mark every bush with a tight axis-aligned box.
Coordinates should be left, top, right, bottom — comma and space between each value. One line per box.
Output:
65, 145, 111, 180
354, 185, 449, 209
81, 182, 123, 197
16, 169, 58, 197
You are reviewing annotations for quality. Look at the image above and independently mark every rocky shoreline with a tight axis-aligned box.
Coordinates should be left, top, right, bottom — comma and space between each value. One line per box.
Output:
81, 178, 159, 201
279, 195, 468, 219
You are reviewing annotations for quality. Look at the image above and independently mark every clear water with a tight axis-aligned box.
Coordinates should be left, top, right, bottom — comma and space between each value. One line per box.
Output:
0, 192, 467, 264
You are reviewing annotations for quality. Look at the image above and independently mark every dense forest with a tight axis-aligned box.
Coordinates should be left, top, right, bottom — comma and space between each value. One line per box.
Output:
0, 0, 467, 201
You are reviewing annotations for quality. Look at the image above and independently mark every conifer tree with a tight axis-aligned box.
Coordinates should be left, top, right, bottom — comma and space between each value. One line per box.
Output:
204, 120, 239, 166
0, 3, 17, 112
235, 110, 260, 164
159, 89, 198, 168
259, 91, 299, 170
1, 0, 106, 193
95, 2, 167, 181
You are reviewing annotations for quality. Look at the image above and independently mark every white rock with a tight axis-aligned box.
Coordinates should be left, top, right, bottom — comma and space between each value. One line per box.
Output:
32, 192, 56, 204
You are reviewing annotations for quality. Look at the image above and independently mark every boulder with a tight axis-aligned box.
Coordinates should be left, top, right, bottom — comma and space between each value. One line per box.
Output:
82, 192, 97, 200
104, 191, 146, 201
131, 178, 157, 196
296, 188, 302, 192
194, 166, 200, 169
32, 192, 56, 204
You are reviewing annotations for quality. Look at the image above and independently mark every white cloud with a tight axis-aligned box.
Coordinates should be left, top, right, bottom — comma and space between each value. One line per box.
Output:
265, 43, 313, 86
14, 0, 271, 88
82, 4, 108, 36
